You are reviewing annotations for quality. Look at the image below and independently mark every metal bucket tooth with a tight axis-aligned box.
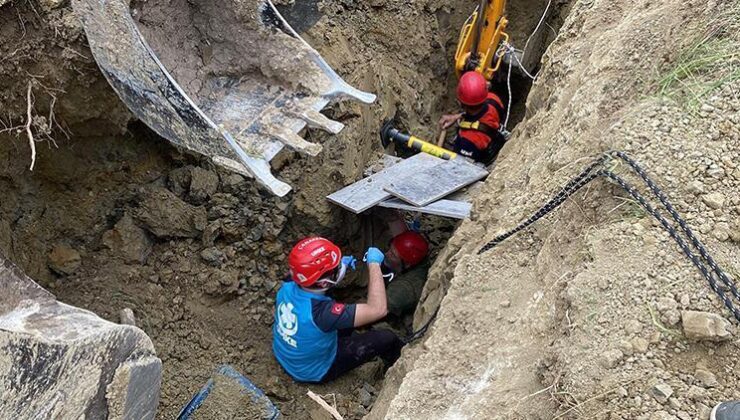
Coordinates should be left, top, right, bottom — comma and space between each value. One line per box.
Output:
263, 126, 323, 157
284, 101, 345, 134
73, 0, 376, 197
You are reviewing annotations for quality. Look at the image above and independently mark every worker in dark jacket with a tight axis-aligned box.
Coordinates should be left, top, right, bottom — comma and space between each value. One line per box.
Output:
272, 237, 402, 383
382, 231, 430, 317
438, 71, 507, 164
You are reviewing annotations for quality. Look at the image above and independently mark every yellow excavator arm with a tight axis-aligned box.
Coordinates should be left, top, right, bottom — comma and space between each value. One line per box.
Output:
454, 0, 509, 81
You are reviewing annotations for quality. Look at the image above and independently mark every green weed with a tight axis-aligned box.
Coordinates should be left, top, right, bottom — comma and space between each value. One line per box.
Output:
657, 3, 740, 107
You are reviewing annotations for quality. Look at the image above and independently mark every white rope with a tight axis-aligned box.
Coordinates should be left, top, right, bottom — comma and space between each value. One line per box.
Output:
521, 0, 553, 65
510, 46, 538, 80
503, 49, 513, 130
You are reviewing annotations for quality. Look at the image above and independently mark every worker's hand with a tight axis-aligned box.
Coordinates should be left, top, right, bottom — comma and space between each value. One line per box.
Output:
438, 113, 462, 130
341, 255, 357, 271
363, 247, 385, 265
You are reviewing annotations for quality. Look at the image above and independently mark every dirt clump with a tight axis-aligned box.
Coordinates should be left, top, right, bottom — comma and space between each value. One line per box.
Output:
194, 371, 276, 420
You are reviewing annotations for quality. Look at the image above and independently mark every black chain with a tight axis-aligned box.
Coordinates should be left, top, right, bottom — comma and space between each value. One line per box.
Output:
406, 152, 740, 343
475, 151, 740, 322
403, 308, 439, 344
477, 156, 606, 254
598, 169, 740, 322
611, 152, 740, 305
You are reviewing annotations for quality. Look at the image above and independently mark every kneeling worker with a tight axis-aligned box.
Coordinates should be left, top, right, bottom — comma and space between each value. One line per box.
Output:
272, 237, 402, 383
382, 229, 431, 317
438, 71, 508, 164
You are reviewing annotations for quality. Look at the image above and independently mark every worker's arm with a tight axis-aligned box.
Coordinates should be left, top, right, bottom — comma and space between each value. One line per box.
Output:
354, 248, 388, 327
438, 113, 464, 129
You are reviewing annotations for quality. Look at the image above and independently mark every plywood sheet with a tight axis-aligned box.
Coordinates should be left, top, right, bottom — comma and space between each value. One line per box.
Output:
327, 153, 442, 213
377, 198, 472, 219
384, 159, 488, 207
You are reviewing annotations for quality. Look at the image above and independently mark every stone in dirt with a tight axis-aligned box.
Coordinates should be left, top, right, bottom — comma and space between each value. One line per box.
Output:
119, 308, 136, 326
102, 214, 153, 264
359, 387, 374, 408
204, 269, 239, 296
600, 349, 624, 368
651, 383, 673, 404
694, 368, 718, 388
48, 244, 81, 275
0, 256, 161, 419
188, 167, 219, 204
681, 311, 732, 342
630, 337, 649, 353
701, 192, 725, 209
200, 247, 226, 266
133, 187, 207, 238
167, 166, 193, 197
625, 319, 643, 334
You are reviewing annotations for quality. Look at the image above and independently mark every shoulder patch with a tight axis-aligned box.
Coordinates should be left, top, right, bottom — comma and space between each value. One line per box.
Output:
331, 303, 346, 315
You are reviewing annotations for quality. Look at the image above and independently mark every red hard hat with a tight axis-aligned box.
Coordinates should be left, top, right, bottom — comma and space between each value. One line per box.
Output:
391, 231, 429, 267
288, 237, 342, 287
457, 71, 488, 106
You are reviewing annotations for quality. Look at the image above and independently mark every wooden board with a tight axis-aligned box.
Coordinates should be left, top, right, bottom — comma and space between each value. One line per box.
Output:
377, 198, 472, 219
327, 153, 443, 213
384, 159, 488, 207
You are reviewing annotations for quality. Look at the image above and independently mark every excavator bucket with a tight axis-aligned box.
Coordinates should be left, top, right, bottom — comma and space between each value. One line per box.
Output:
72, 0, 375, 196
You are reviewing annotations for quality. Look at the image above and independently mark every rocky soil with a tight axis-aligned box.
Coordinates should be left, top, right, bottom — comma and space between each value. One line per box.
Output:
4, 0, 733, 418
0, 0, 495, 418
371, 0, 740, 418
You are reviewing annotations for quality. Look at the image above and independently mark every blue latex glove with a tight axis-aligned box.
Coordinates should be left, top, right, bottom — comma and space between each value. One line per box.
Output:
341, 255, 357, 271
363, 247, 385, 265
407, 217, 421, 232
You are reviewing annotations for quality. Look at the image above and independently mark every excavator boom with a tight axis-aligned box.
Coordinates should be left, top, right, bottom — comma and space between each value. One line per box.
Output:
454, 0, 510, 80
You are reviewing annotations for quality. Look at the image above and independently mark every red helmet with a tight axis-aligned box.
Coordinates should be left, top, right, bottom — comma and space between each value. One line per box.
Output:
288, 237, 341, 287
391, 231, 429, 267
457, 71, 488, 106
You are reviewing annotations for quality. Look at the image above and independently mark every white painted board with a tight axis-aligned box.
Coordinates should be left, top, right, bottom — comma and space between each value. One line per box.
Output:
384, 159, 488, 207
327, 153, 443, 213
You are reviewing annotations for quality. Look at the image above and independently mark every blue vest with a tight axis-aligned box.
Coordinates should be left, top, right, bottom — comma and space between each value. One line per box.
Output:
272, 281, 337, 382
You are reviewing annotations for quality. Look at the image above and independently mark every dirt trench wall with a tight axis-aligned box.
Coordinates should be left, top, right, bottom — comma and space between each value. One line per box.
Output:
0, 0, 475, 418
371, 0, 740, 418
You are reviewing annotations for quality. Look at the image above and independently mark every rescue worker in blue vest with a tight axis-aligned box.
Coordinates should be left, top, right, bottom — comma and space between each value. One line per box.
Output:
272, 237, 402, 383
438, 71, 508, 165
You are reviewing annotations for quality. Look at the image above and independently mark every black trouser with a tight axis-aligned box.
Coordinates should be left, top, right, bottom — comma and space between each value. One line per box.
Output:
453, 132, 507, 165
320, 329, 403, 383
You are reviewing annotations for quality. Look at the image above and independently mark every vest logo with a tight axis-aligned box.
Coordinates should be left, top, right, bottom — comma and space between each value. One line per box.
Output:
331, 303, 345, 315
277, 302, 298, 348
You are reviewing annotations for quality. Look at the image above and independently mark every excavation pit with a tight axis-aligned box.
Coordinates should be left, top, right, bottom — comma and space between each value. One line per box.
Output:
0, 0, 570, 417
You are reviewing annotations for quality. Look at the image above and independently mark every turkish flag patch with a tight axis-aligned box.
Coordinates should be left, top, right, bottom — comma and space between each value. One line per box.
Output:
331, 303, 346, 315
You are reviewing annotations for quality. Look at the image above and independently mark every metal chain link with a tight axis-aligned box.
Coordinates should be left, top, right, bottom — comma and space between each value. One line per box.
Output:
476, 151, 740, 323
611, 152, 740, 304
599, 169, 740, 322
407, 152, 740, 343
477, 155, 607, 254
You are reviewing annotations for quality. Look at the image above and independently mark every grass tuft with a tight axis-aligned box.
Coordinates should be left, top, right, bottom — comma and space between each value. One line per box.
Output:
658, 2, 740, 107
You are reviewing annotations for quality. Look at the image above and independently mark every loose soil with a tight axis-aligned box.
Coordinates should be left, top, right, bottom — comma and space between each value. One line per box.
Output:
5, 0, 733, 419
371, 0, 740, 418
195, 371, 276, 420
0, 0, 515, 418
